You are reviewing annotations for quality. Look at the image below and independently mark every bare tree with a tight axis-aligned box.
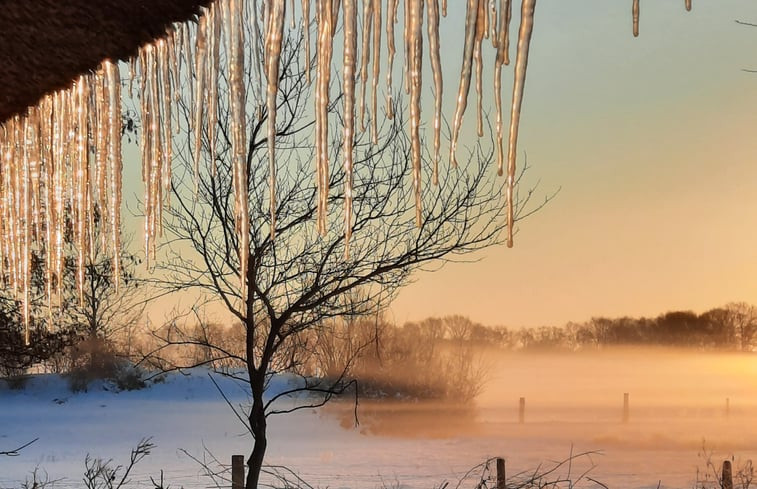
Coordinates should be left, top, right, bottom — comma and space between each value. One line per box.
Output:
724, 302, 757, 351
146, 29, 547, 488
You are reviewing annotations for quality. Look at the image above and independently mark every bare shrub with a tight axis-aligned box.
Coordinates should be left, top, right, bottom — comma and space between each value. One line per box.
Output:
66, 336, 146, 392
303, 315, 488, 403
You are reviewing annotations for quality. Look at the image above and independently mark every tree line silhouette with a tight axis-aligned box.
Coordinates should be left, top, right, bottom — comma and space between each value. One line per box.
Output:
422, 302, 757, 351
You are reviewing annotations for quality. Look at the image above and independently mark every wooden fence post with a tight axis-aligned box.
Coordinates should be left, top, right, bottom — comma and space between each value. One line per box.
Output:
496, 457, 506, 489
518, 397, 525, 424
232, 455, 245, 489
622, 393, 629, 423
722, 460, 733, 489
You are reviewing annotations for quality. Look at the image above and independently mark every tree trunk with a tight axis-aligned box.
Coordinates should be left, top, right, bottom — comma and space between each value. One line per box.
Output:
246, 376, 268, 489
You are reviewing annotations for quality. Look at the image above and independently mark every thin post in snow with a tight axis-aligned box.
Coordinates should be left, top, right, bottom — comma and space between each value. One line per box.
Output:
496, 457, 506, 489
722, 460, 733, 489
232, 455, 245, 489
519, 397, 526, 424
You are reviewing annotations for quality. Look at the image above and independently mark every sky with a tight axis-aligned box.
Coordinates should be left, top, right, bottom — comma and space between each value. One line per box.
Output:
390, 0, 757, 327
122, 1, 757, 329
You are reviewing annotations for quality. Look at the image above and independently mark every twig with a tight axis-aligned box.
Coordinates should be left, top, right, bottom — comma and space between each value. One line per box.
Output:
0, 437, 39, 456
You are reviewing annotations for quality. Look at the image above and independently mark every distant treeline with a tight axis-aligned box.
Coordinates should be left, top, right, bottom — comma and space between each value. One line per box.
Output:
407, 302, 757, 352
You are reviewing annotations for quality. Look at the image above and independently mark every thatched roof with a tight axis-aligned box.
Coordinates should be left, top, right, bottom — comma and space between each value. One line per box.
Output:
0, 0, 212, 123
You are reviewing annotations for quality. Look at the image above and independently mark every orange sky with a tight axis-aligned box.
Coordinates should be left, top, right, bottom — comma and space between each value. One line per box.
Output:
128, 1, 757, 329
390, 0, 757, 327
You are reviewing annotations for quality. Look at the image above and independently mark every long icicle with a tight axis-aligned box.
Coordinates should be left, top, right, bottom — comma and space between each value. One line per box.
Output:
685, 0, 691, 11
22, 115, 31, 344
193, 13, 208, 195
632, 0, 639, 37
474, 0, 486, 138
506, 0, 537, 248
358, 0, 373, 133
504, 0, 512, 65
303, 0, 312, 84
370, 0, 381, 144
342, 0, 357, 256
229, 0, 249, 289
403, 0, 410, 96
105, 60, 122, 292
409, 0, 423, 226
449, 0, 480, 167
490, 0, 497, 44
427, 0, 442, 184
266, 0, 286, 240
495, 0, 507, 176
316, 0, 334, 235
158, 39, 173, 208
250, 0, 265, 112
208, 1, 221, 176
385, 0, 399, 119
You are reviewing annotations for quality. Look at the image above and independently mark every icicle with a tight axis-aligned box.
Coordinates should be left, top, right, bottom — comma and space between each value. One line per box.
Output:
632, 0, 639, 37
94, 70, 107, 225
495, 0, 507, 176
75, 76, 90, 303
482, 0, 490, 39
303, 0, 312, 84
27, 108, 42, 245
168, 28, 182, 107
158, 40, 173, 203
331, 0, 342, 37
503, 0, 512, 65
138, 49, 151, 267
149, 46, 164, 241
403, 0, 410, 96
442, 0, 447, 16
449, 0, 480, 167
181, 22, 196, 128
427, 0, 442, 184
370, 0, 381, 144
409, 0, 423, 226
316, 0, 334, 235
228, 0, 249, 289
358, 0, 373, 133
474, 0, 485, 138
105, 60, 122, 291
685, 0, 691, 11
248, 0, 265, 111
9, 117, 21, 300
342, 0, 357, 255
208, 2, 221, 175
40, 96, 55, 316
53, 91, 66, 307
193, 13, 208, 196
266, 0, 286, 239
506, 0, 536, 248
489, 0, 497, 44
385, 0, 399, 119
21, 115, 31, 344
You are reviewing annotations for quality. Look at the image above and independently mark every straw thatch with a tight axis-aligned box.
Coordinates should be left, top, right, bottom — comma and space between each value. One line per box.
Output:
0, 0, 212, 123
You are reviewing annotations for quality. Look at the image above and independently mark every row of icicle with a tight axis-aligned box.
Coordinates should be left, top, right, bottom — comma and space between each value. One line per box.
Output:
0, 62, 123, 344
0, 0, 693, 342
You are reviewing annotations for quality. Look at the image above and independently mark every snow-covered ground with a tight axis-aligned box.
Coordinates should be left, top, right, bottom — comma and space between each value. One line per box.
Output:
2, 349, 756, 489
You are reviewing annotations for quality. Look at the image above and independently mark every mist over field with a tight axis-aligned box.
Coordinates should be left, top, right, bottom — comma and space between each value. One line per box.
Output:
3, 346, 755, 489
318, 347, 757, 487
